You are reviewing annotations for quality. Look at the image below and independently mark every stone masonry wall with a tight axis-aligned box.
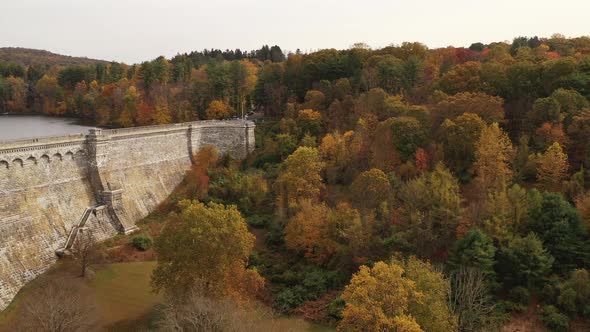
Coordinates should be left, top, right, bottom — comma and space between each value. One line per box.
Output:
103, 126, 192, 223
0, 120, 254, 311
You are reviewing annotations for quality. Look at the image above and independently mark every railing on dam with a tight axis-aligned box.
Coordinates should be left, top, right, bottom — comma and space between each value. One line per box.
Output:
102, 119, 253, 137
0, 119, 253, 149
0, 119, 255, 153
0, 133, 87, 149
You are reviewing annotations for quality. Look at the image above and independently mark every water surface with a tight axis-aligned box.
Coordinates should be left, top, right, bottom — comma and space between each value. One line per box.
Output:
0, 115, 96, 141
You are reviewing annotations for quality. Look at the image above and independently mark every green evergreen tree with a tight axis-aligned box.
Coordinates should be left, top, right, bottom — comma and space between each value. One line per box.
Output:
497, 233, 554, 289
449, 229, 496, 284
528, 192, 590, 273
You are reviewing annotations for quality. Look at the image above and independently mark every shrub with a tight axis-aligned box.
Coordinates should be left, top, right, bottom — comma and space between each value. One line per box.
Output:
505, 287, 530, 312
540, 276, 560, 304
246, 215, 268, 228
280, 270, 299, 286
509, 286, 530, 306
103, 238, 115, 248
131, 235, 153, 251
248, 251, 260, 267
273, 268, 343, 313
327, 297, 345, 320
302, 270, 329, 299
265, 219, 285, 247
540, 305, 569, 332
557, 287, 577, 314
275, 286, 306, 312
235, 173, 269, 214
252, 152, 280, 169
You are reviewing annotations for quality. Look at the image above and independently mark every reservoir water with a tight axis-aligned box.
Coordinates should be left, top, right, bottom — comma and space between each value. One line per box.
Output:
0, 115, 96, 141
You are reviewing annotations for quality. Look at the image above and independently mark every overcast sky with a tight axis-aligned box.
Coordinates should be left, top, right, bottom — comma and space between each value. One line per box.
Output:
2, 0, 589, 64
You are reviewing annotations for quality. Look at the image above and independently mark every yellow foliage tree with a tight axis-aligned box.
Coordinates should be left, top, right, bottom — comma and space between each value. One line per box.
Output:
6, 76, 27, 112
229, 60, 258, 117
339, 261, 422, 332
35, 75, 60, 115
537, 142, 568, 192
350, 168, 392, 210
339, 257, 456, 332
481, 190, 514, 243
392, 315, 424, 332
238, 60, 259, 114
152, 200, 264, 302
404, 257, 457, 331
116, 109, 134, 128
327, 202, 367, 261
398, 164, 464, 257
152, 104, 172, 124
320, 130, 359, 184
297, 109, 322, 136
275, 147, 325, 217
473, 123, 514, 195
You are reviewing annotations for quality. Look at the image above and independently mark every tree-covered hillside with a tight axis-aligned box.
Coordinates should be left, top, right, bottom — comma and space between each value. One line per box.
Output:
0, 47, 109, 67
3, 35, 590, 331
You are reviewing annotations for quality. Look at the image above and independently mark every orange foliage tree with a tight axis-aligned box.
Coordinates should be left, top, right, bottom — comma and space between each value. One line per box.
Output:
284, 201, 336, 264
206, 100, 233, 119
533, 122, 568, 151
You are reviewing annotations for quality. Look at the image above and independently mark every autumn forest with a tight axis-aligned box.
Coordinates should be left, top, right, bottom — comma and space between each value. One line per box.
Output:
3, 35, 590, 331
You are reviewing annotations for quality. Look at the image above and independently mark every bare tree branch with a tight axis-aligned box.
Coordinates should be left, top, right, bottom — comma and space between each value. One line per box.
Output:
157, 282, 278, 332
15, 278, 99, 332
71, 229, 102, 277
448, 267, 499, 332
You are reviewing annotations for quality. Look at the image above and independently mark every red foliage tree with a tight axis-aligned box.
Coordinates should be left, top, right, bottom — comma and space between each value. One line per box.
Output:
415, 148, 429, 173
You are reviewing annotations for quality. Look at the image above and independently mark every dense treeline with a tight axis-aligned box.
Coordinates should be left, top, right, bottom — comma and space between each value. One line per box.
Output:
4, 35, 590, 330
0, 44, 285, 125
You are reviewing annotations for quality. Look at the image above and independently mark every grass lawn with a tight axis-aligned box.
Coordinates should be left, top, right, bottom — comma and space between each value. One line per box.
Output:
92, 261, 335, 331
0, 260, 334, 331
268, 318, 336, 332
0, 261, 161, 331
91, 261, 161, 330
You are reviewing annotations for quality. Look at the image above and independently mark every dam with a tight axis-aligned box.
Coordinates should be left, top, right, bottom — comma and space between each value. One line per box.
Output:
0, 119, 255, 310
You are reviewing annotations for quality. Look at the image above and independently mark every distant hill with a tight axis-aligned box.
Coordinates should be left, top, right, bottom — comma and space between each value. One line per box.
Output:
0, 47, 110, 67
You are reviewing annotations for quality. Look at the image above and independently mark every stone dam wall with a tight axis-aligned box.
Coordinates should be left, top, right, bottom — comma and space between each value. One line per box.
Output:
0, 120, 255, 310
